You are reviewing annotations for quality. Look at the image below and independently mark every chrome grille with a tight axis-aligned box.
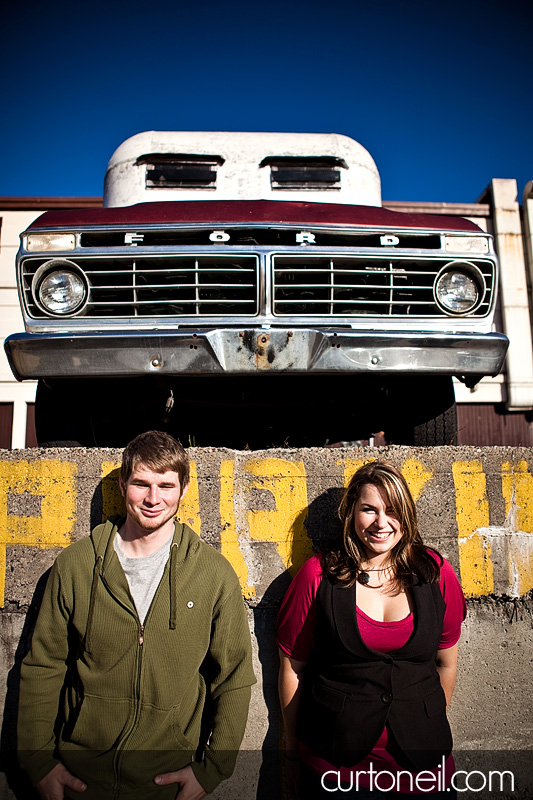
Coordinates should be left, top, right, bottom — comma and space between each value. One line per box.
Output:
22, 255, 259, 318
273, 256, 494, 317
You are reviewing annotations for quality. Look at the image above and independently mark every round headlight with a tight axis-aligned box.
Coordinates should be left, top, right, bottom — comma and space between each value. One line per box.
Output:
33, 260, 88, 316
434, 263, 484, 315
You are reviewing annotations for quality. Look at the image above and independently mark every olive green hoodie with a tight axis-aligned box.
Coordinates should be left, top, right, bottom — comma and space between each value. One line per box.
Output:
18, 519, 255, 799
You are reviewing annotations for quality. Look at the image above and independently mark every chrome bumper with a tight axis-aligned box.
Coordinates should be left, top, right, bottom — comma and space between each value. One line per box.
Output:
5, 329, 509, 381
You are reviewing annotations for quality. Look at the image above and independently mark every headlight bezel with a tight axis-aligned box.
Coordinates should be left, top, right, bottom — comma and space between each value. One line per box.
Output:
434, 261, 486, 316
32, 259, 89, 317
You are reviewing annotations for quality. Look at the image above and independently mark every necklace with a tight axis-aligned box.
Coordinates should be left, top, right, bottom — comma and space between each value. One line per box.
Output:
357, 565, 391, 588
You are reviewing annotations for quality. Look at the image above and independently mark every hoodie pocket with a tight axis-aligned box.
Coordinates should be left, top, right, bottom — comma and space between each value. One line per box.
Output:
61, 695, 131, 751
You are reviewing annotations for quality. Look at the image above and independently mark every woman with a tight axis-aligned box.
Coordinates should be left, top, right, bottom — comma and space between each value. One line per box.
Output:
277, 461, 466, 799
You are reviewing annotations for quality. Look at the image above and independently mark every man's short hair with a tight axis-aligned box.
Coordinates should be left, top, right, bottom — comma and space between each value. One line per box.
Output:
120, 431, 190, 487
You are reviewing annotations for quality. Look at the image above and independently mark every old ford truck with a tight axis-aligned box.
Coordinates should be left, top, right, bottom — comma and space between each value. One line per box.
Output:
5, 132, 508, 447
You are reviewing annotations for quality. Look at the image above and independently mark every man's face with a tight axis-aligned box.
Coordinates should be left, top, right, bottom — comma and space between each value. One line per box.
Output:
120, 464, 188, 534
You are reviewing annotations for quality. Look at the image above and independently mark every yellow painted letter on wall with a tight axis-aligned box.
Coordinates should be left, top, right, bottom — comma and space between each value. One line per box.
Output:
342, 458, 432, 501
246, 459, 311, 576
220, 461, 255, 599
0, 459, 77, 606
401, 458, 433, 502
452, 460, 493, 596
101, 462, 123, 520
501, 460, 533, 596
502, 460, 533, 533
341, 458, 375, 487
177, 461, 201, 535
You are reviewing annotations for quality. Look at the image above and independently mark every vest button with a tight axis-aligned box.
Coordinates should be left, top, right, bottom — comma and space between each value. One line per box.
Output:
380, 692, 392, 704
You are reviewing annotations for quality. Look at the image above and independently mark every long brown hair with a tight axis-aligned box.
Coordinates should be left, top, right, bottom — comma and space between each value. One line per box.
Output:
322, 461, 441, 592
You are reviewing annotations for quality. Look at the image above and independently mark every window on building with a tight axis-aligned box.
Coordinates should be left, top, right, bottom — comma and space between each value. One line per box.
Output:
137, 154, 225, 190
261, 156, 347, 190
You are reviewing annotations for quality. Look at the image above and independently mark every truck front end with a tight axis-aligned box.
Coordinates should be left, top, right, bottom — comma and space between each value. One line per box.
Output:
5, 199, 507, 447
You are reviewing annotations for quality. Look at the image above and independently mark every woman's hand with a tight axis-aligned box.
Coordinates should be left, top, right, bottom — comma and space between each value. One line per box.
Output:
279, 650, 307, 799
436, 643, 459, 709
278, 651, 307, 749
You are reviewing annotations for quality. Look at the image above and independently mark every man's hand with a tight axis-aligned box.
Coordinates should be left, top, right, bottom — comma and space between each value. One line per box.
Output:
154, 765, 206, 799
35, 763, 86, 800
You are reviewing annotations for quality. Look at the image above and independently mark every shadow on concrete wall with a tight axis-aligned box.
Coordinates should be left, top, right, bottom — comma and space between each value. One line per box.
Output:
1, 571, 50, 800
251, 487, 343, 799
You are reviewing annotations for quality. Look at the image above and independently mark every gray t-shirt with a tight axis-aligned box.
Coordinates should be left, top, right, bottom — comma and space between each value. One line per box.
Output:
114, 534, 173, 623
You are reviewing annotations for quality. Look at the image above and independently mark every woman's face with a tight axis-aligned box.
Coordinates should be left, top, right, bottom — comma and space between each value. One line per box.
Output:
353, 482, 403, 561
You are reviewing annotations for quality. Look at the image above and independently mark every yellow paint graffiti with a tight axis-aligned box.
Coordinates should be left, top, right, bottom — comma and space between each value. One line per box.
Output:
246, 459, 312, 576
502, 460, 533, 533
401, 458, 433, 502
342, 457, 433, 501
101, 462, 123, 520
220, 460, 255, 599
0, 460, 77, 606
501, 460, 533, 595
177, 462, 201, 535
452, 460, 493, 597
342, 458, 375, 487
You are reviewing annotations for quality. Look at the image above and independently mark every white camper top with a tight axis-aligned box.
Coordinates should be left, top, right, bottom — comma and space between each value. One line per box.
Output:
103, 131, 381, 208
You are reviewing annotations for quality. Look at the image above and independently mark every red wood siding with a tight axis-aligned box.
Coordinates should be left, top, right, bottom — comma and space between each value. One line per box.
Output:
0, 404, 14, 448
457, 404, 533, 446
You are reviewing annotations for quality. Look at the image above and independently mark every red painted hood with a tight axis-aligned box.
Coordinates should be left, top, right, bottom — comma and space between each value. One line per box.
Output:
27, 199, 481, 232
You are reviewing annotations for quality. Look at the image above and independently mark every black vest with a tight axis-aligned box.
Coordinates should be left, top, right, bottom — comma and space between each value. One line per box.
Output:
296, 574, 452, 771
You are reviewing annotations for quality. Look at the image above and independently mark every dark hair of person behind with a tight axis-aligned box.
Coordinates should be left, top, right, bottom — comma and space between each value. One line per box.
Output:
120, 430, 190, 487
322, 461, 441, 593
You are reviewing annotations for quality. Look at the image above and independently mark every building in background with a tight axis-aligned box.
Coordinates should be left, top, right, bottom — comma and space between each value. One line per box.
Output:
2, 179, 532, 448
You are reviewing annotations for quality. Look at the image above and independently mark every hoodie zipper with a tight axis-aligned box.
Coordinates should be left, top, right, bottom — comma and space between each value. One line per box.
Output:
105, 531, 182, 796
112, 618, 145, 798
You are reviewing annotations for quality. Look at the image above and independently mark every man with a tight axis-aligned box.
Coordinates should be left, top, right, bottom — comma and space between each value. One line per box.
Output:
18, 431, 255, 800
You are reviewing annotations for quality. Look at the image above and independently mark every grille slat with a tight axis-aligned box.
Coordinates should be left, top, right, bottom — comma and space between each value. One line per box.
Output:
87, 283, 255, 290
83, 268, 256, 275
87, 298, 256, 306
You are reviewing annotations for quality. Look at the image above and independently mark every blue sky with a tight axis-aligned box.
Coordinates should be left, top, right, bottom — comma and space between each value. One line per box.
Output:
2, 0, 531, 202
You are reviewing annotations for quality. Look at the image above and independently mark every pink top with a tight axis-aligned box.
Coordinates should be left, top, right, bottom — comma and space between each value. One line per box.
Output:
277, 552, 467, 793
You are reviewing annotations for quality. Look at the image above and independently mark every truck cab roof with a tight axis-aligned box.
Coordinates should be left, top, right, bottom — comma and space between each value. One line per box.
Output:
103, 131, 382, 208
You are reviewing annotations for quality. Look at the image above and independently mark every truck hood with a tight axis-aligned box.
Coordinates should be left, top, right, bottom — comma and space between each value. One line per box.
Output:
26, 199, 482, 232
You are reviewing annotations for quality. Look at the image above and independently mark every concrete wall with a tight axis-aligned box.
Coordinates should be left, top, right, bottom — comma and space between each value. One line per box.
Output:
0, 446, 532, 798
